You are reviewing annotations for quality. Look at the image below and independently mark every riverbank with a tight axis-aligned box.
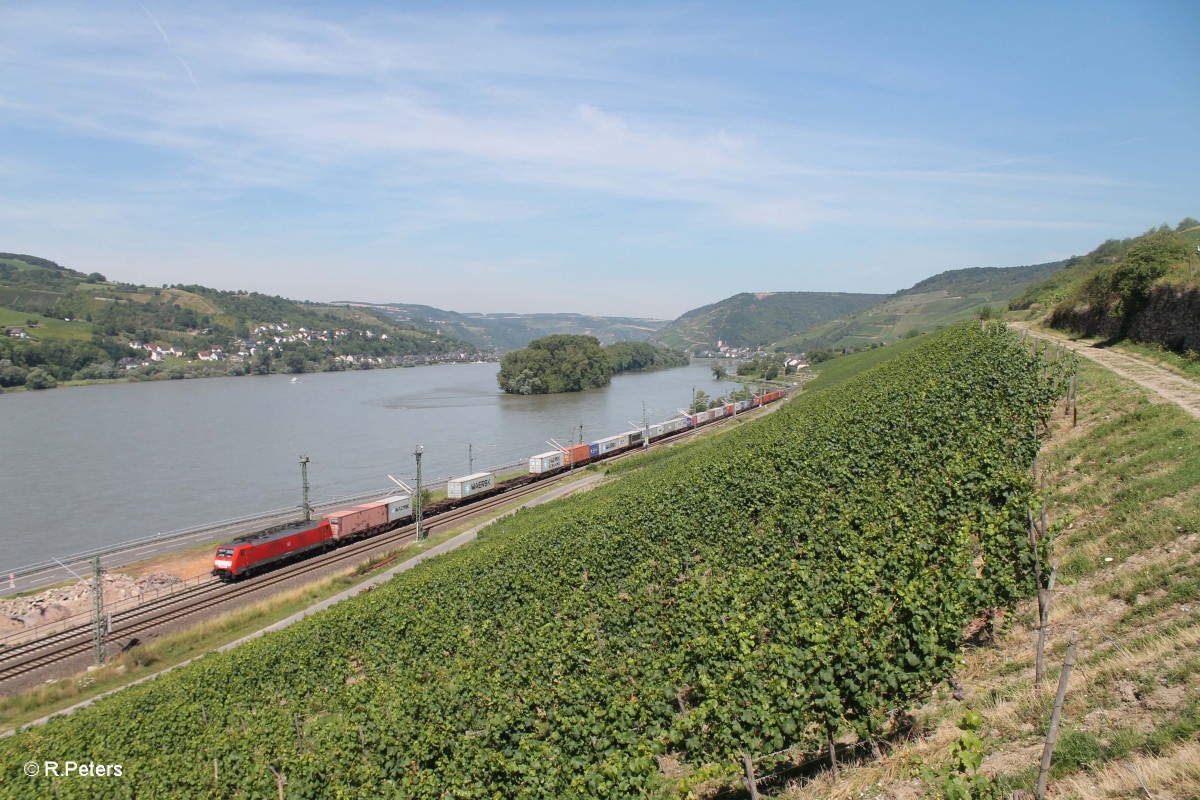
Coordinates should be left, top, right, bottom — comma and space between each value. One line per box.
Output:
0, 354, 500, 395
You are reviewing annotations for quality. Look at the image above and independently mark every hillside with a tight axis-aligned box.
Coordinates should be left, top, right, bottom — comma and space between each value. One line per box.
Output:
0, 254, 481, 390
356, 302, 668, 351
774, 260, 1065, 353
650, 291, 886, 352
1017, 220, 1200, 354
1010, 218, 1200, 312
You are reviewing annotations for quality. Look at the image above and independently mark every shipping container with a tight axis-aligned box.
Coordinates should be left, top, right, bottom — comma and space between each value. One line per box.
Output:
662, 417, 689, 434
647, 423, 665, 439
735, 399, 753, 413
447, 471, 497, 499
325, 503, 389, 541
594, 435, 624, 455
626, 430, 645, 446
381, 494, 412, 522
712, 406, 727, 420
588, 443, 600, 459
528, 451, 565, 474
567, 443, 592, 466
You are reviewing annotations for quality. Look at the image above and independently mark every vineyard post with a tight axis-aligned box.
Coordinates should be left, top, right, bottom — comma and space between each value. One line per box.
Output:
268, 765, 286, 800
1036, 631, 1078, 800
1035, 564, 1057, 694
213, 758, 219, 787
1071, 363, 1078, 428
828, 730, 839, 780
1028, 505, 1044, 682
1039, 473, 1047, 553
740, 754, 761, 800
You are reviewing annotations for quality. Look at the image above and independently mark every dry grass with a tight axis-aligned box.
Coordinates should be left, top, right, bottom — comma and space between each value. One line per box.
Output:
1057, 741, 1200, 800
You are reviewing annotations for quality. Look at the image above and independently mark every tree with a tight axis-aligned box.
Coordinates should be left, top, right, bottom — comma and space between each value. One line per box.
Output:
0, 359, 27, 387
24, 367, 58, 390
284, 352, 307, 374
254, 352, 273, 375
689, 390, 710, 414
86, 272, 107, 283
497, 335, 613, 394
711, 364, 727, 379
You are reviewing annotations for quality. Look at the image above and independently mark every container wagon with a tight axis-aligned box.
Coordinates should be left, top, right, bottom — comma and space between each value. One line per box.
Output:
325, 502, 389, 541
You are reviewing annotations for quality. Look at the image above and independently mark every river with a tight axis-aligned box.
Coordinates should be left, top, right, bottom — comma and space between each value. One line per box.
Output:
0, 362, 730, 570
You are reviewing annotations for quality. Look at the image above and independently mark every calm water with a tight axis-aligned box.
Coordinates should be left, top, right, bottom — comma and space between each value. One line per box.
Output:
0, 363, 728, 570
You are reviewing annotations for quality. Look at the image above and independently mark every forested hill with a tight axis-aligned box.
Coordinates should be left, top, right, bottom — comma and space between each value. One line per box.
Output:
361, 302, 669, 351
649, 291, 886, 352
0, 253, 481, 391
772, 260, 1066, 354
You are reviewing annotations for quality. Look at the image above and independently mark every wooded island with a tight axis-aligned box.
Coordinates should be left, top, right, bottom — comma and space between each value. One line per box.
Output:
496, 334, 688, 394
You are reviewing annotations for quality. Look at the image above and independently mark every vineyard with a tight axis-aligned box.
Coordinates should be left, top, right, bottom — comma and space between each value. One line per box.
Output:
0, 323, 1073, 799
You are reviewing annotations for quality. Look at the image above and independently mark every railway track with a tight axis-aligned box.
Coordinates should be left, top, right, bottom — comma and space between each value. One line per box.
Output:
0, 399, 782, 690
0, 479, 554, 687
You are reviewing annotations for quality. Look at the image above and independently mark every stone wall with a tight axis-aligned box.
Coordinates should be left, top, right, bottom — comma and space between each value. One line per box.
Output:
1128, 284, 1200, 353
1050, 283, 1200, 353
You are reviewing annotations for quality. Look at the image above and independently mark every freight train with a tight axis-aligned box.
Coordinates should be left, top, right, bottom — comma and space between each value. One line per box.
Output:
212, 389, 786, 579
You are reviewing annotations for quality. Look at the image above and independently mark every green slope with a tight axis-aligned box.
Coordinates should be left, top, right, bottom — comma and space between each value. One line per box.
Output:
650, 291, 886, 352
1011, 219, 1200, 311
0, 254, 480, 387
775, 261, 1065, 353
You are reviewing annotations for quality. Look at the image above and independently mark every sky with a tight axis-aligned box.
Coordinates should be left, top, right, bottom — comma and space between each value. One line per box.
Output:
1, 1, 1196, 318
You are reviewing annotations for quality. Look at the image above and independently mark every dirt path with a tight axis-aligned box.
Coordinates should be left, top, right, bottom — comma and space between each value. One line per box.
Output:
1011, 321, 1200, 420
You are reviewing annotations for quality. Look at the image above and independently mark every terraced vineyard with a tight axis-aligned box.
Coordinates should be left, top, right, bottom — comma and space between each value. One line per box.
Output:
0, 323, 1073, 799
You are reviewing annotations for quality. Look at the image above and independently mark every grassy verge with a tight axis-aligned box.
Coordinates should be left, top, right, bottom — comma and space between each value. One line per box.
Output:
1108, 339, 1200, 380
776, 359, 1200, 799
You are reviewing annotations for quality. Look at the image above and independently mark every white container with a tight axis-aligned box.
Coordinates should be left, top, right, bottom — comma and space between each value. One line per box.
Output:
594, 435, 624, 455
662, 417, 689, 434
447, 471, 497, 499
528, 451, 565, 474
383, 494, 413, 521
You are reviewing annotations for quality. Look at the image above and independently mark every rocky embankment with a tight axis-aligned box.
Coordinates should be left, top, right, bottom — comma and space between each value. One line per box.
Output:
1, 574, 182, 641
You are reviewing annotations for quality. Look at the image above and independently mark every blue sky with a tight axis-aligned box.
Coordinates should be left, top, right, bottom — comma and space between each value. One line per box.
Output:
1, 1, 1196, 318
